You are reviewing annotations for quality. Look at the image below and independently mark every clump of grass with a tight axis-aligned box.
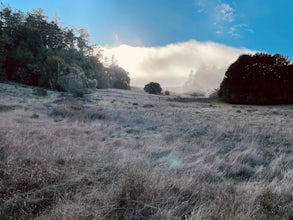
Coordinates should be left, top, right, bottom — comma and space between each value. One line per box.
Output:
105, 165, 203, 219
73, 89, 85, 98
0, 160, 66, 219
30, 113, 39, 118
0, 105, 15, 112
219, 163, 255, 181
51, 99, 106, 122
142, 104, 154, 108
254, 188, 293, 220
107, 165, 158, 219
236, 152, 268, 167
33, 87, 48, 96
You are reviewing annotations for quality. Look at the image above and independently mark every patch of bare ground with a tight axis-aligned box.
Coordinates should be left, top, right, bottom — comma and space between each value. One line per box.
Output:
0, 82, 293, 219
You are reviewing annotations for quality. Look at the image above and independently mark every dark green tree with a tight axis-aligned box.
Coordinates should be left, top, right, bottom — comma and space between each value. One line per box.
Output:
219, 53, 293, 104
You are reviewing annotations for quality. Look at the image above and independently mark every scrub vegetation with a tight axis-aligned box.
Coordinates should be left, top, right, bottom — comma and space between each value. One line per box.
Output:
0, 82, 292, 219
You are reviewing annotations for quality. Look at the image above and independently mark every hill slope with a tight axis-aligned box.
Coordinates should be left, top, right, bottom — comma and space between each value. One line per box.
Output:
0, 82, 293, 219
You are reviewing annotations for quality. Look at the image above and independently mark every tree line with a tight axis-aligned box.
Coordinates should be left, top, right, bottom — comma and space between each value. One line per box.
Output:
0, 5, 130, 92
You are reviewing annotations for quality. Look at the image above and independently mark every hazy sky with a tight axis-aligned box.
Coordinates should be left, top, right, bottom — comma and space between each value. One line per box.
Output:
2, 0, 293, 89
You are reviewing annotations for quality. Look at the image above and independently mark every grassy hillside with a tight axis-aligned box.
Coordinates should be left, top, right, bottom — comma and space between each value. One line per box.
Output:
0, 82, 292, 219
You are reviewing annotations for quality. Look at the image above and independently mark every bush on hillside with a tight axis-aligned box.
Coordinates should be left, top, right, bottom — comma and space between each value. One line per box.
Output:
57, 65, 97, 93
144, 82, 162, 95
219, 53, 293, 104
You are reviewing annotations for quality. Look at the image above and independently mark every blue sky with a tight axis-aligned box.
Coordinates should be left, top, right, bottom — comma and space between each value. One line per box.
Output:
2, 0, 293, 57
1, 0, 293, 88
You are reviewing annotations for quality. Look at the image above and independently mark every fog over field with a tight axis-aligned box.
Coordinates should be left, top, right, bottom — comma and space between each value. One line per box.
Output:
102, 40, 254, 92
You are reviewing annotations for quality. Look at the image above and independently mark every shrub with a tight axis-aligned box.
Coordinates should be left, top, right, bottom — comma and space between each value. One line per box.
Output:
73, 89, 85, 98
87, 78, 98, 89
190, 91, 205, 97
57, 73, 84, 93
11, 65, 40, 86
108, 65, 130, 90
144, 82, 162, 95
219, 53, 293, 104
57, 65, 96, 94
164, 90, 170, 95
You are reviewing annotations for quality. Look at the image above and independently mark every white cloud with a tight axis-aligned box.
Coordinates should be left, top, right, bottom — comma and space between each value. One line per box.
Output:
214, 3, 236, 35
101, 40, 253, 92
195, 0, 207, 13
195, 1, 252, 38
228, 24, 254, 37
217, 3, 235, 23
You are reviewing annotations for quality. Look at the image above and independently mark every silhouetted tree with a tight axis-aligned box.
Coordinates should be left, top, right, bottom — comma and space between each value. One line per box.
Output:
219, 53, 293, 104
144, 82, 162, 94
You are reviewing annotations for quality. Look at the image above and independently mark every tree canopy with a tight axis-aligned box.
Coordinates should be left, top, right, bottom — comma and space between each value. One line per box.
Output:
219, 53, 293, 104
0, 5, 130, 91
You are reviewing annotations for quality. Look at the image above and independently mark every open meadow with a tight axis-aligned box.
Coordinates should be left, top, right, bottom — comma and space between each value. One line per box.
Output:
0, 82, 293, 220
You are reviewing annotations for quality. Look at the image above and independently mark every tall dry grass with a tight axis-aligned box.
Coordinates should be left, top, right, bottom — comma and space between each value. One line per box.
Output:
0, 82, 293, 219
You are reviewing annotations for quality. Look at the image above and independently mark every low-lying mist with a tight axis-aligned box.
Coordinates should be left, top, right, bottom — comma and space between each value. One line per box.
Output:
101, 40, 253, 94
